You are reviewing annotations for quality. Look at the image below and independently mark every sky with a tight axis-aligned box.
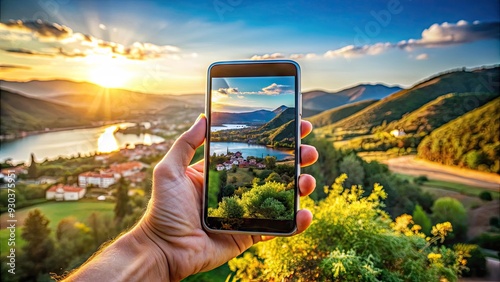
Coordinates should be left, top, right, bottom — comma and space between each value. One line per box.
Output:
212, 76, 295, 112
0, 0, 499, 94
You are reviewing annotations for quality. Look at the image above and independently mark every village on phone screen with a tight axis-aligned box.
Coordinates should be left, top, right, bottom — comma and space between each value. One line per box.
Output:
207, 76, 296, 220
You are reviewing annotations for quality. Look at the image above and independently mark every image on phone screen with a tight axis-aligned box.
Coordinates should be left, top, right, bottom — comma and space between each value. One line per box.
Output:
204, 61, 300, 234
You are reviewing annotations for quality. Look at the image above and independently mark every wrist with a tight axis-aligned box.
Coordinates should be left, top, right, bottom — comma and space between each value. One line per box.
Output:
67, 225, 170, 281
128, 223, 171, 280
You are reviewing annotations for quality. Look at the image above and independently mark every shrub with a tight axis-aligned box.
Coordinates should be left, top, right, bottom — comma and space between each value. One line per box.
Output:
479, 191, 493, 201
490, 217, 500, 228
228, 175, 471, 281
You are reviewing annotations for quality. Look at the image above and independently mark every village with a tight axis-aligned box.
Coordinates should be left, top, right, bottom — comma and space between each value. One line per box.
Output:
214, 151, 267, 171
0, 140, 174, 202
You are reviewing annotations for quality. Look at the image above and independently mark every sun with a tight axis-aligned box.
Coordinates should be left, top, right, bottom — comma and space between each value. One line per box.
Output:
89, 63, 130, 88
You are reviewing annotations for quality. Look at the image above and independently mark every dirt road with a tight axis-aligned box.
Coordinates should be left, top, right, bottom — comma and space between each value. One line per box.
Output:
385, 156, 500, 191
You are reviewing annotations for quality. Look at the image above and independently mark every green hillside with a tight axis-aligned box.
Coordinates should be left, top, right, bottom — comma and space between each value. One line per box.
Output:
0, 88, 89, 135
308, 99, 377, 128
375, 92, 499, 134
267, 120, 296, 147
418, 97, 500, 173
259, 108, 295, 131
55, 89, 188, 113
327, 66, 499, 132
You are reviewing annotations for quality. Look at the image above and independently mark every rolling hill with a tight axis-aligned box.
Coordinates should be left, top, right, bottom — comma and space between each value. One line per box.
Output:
51, 90, 188, 114
0, 79, 103, 97
374, 92, 499, 134
268, 120, 296, 145
211, 109, 277, 125
323, 66, 500, 132
302, 84, 401, 116
259, 107, 295, 132
0, 79, 206, 134
0, 79, 203, 110
308, 99, 378, 128
0, 88, 90, 135
258, 108, 296, 146
417, 97, 500, 173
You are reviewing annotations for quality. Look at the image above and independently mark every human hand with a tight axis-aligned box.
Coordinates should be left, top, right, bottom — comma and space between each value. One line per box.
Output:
131, 114, 318, 281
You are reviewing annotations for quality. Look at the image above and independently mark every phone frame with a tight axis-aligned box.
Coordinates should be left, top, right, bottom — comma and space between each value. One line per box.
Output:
202, 60, 301, 235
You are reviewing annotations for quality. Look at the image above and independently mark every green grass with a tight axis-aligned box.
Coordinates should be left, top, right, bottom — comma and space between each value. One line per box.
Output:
423, 180, 500, 199
393, 173, 500, 200
227, 168, 255, 186
0, 200, 114, 256
357, 151, 401, 162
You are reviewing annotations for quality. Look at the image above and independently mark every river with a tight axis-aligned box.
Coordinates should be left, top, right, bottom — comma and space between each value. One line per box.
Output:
0, 123, 165, 164
209, 142, 294, 161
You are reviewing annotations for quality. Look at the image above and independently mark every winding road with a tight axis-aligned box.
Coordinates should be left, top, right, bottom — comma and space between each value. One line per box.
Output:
385, 156, 500, 191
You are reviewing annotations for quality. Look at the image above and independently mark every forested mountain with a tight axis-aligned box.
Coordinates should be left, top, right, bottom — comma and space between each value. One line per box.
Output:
374, 92, 499, 134
0, 89, 89, 135
327, 66, 499, 131
211, 109, 277, 125
259, 108, 295, 132
302, 84, 401, 116
0, 80, 202, 134
308, 99, 378, 128
418, 97, 500, 173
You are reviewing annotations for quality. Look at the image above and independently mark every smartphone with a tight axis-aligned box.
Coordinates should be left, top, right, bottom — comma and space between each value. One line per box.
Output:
203, 60, 301, 235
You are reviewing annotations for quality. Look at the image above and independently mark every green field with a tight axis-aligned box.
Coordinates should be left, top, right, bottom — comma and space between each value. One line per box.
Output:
0, 201, 114, 256
423, 180, 500, 200
393, 173, 499, 209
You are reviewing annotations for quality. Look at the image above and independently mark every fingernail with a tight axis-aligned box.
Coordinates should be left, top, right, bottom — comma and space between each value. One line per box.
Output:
189, 113, 205, 131
195, 113, 205, 123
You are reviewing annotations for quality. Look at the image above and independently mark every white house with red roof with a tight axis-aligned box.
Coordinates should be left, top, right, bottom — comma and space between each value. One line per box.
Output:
108, 161, 146, 178
78, 171, 117, 188
46, 184, 86, 201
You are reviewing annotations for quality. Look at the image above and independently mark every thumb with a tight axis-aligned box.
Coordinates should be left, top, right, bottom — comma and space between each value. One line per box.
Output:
160, 114, 206, 173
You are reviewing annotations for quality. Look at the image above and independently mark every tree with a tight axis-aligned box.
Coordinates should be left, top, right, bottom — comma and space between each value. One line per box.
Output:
210, 197, 244, 218
209, 181, 294, 220
19, 209, 54, 281
240, 181, 293, 220
479, 191, 493, 201
413, 204, 432, 234
50, 217, 93, 274
264, 156, 276, 170
114, 176, 131, 224
27, 153, 38, 179
338, 154, 365, 188
87, 212, 116, 249
222, 184, 236, 197
265, 172, 282, 183
431, 197, 468, 242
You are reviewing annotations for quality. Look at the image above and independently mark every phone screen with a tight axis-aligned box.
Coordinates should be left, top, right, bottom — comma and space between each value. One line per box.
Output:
203, 61, 300, 235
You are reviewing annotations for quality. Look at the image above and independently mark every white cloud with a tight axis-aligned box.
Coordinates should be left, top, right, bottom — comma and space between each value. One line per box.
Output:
324, 42, 392, 58
215, 87, 239, 95
0, 20, 72, 41
415, 53, 429, 60
399, 20, 499, 48
260, 83, 293, 95
250, 53, 285, 60
251, 20, 499, 60
0, 20, 183, 60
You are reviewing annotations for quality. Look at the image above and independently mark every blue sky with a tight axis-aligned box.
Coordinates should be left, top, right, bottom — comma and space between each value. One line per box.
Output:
0, 0, 498, 94
212, 76, 295, 112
